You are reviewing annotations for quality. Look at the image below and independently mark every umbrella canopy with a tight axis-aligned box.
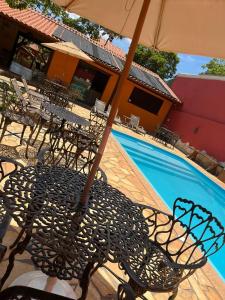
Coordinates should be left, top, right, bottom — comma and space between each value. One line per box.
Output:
42, 41, 93, 61
53, 0, 225, 59
53, 0, 225, 204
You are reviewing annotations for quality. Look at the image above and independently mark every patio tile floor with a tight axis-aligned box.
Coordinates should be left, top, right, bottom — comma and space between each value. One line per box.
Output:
0, 83, 224, 298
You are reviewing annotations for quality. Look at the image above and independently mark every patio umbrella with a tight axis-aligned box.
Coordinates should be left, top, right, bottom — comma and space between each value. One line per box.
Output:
52, 0, 225, 204
42, 41, 93, 61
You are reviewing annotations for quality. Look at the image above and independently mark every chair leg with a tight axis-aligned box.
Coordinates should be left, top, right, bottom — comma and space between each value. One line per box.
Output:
78, 262, 95, 300
168, 288, 178, 300
37, 130, 48, 154
0, 115, 5, 130
20, 125, 27, 145
25, 126, 35, 159
9, 228, 25, 249
0, 118, 9, 142
31, 122, 42, 146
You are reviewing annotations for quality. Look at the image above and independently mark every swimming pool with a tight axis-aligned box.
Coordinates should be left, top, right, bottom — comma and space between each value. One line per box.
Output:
113, 130, 225, 281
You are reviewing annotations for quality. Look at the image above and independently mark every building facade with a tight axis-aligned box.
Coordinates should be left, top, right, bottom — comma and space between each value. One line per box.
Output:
165, 74, 225, 161
0, 0, 180, 132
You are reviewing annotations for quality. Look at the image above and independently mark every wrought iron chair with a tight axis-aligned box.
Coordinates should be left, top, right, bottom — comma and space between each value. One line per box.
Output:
38, 88, 72, 109
0, 286, 75, 300
118, 198, 225, 299
89, 108, 107, 144
0, 156, 23, 261
81, 198, 225, 299
38, 127, 107, 182
22, 76, 49, 104
0, 81, 37, 145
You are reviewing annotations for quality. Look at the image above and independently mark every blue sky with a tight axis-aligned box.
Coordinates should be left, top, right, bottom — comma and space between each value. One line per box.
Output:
112, 38, 212, 75
68, 13, 212, 75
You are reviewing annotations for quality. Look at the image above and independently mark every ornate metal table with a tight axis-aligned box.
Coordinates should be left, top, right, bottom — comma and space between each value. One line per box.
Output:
0, 165, 149, 291
43, 102, 90, 128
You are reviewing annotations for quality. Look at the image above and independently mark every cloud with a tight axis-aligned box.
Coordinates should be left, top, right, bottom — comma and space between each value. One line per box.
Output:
178, 54, 197, 63
68, 13, 80, 19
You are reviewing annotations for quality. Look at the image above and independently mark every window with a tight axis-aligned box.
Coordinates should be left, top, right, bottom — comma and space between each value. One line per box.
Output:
129, 87, 163, 115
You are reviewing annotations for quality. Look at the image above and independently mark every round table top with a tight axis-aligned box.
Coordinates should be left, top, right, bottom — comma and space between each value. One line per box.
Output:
2, 165, 149, 279
43, 102, 90, 127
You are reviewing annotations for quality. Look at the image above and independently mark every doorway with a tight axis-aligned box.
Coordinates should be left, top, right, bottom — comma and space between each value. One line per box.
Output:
70, 61, 110, 106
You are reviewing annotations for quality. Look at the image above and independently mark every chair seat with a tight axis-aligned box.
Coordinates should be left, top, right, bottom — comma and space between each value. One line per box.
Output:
123, 242, 183, 292
2, 111, 35, 127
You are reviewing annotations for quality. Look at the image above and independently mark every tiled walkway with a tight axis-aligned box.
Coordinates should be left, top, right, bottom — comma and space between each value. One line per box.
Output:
0, 85, 224, 298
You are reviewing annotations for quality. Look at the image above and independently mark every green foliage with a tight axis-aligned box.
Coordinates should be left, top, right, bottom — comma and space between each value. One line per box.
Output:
133, 45, 179, 80
6, 0, 66, 18
62, 15, 123, 42
201, 58, 225, 76
6, 0, 122, 42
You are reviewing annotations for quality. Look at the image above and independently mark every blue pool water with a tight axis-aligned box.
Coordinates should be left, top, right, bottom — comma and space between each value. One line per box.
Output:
113, 130, 225, 281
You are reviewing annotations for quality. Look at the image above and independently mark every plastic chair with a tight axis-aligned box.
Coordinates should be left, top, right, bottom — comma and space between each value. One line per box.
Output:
92, 99, 106, 116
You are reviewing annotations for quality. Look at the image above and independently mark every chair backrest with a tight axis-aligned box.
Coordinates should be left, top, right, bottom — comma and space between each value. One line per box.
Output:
154, 198, 225, 268
95, 99, 106, 114
0, 156, 23, 184
10, 78, 29, 110
11, 78, 23, 99
38, 128, 106, 181
22, 77, 30, 93
130, 114, 140, 127
0, 157, 23, 240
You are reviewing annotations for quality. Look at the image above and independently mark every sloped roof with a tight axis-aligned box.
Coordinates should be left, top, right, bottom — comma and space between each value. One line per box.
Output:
53, 25, 180, 102
0, 0, 180, 103
0, 0, 57, 37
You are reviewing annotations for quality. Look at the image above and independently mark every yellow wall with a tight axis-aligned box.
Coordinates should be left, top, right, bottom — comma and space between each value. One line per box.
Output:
117, 80, 172, 131
47, 51, 173, 132
47, 51, 79, 84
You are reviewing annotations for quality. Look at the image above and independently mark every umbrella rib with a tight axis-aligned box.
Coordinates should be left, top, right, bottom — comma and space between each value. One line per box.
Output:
119, 0, 137, 35
65, 0, 76, 9
153, 0, 166, 49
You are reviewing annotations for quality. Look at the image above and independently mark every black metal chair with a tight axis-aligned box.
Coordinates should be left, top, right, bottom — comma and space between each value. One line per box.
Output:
0, 156, 23, 261
119, 198, 225, 299
0, 285, 75, 300
0, 81, 38, 146
38, 127, 107, 182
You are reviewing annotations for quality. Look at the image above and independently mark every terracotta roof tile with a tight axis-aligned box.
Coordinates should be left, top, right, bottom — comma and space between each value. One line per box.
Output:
97, 38, 126, 59
0, 0, 57, 37
0, 0, 180, 103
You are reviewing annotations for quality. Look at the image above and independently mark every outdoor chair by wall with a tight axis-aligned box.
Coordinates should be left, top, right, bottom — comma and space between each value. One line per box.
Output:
124, 114, 146, 135
92, 99, 106, 116
0, 156, 23, 261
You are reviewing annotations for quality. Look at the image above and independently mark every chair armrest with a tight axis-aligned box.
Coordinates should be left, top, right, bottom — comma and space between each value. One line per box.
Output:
135, 202, 173, 238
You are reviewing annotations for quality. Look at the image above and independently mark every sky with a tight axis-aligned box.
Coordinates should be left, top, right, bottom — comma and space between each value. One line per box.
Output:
112, 38, 212, 75
68, 13, 212, 76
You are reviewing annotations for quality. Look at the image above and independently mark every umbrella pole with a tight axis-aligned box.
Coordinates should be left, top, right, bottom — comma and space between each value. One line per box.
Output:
80, 0, 151, 205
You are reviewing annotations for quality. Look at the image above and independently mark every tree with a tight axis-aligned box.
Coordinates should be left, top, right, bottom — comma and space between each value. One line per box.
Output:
6, 0, 66, 18
62, 15, 123, 43
133, 45, 179, 80
201, 58, 225, 76
6, 0, 123, 43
